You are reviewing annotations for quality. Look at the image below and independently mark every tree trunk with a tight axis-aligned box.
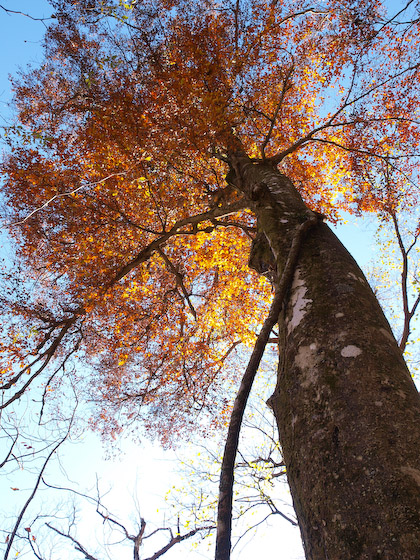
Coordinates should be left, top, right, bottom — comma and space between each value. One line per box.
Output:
234, 156, 420, 560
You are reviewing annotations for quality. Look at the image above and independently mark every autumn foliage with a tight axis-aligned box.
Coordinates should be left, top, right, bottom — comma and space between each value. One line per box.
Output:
1, 0, 419, 443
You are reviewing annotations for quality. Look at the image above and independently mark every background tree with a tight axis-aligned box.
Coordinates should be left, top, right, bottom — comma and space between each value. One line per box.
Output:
17, 478, 214, 560
1, 1, 420, 559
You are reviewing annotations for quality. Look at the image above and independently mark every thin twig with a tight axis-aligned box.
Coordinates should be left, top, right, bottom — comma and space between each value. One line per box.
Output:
3, 416, 75, 560
157, 248, 197, 319
9, 173, 127, 226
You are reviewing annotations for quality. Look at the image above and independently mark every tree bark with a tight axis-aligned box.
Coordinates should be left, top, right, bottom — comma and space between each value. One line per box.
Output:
233, 156, 420, 560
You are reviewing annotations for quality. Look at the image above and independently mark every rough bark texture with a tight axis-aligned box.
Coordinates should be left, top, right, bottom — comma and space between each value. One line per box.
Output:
234, 156, 420, 560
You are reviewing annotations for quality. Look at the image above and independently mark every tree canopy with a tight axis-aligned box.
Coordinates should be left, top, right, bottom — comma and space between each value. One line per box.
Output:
2, 0, 419, 435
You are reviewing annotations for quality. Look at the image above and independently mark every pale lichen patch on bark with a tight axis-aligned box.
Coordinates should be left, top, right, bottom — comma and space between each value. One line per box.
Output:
287, 268, 313, 334
341, 345, 362, 358
347, 272, 366, 284
294, 344, 319, 388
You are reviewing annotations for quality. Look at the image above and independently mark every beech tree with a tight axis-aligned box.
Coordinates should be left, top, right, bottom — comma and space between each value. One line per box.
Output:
1, 1, 420, 559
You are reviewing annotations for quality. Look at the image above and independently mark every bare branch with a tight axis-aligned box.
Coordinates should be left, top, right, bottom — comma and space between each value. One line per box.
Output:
0, 318, 78, 409
46, 523, 100, 560
3, 417, 74, 560
144, 526, 215, 560
109, 198, 248, 286
0, 4, 53, 26
9, 173, 128, 227
260, 64, 294, 159
0, 429, 19, 469
390, 212, 420, 352
157, 248, 197, 320
269, 61, 420, 165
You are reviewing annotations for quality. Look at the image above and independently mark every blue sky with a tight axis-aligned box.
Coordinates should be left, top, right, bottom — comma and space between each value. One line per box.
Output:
0, 1, 53, 108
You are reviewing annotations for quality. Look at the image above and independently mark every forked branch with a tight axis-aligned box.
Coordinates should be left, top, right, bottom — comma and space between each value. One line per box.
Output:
390, 212, 420, 352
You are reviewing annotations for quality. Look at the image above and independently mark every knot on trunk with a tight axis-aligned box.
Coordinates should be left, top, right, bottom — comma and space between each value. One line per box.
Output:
248, 231, 276, 281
